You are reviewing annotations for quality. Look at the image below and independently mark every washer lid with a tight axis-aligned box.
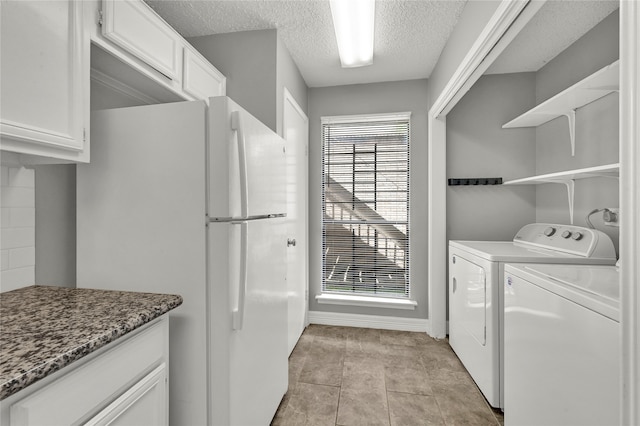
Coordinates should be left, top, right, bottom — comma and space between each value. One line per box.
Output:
449, 240, 615, 264
507, 263, 620, 321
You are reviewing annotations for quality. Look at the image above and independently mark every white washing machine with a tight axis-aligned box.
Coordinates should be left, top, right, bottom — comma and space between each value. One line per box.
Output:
448, 223, 616, 409
503, 263, 620, 426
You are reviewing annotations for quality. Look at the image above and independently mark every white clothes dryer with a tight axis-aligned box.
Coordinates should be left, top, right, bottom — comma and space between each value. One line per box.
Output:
503, 263, 620, 425
448, 223, 616, 409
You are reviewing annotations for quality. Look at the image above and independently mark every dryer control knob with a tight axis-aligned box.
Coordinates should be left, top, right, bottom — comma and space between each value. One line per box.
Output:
572, 232, 583, 241
544, 227, 556, 236
561, 230, 572, 239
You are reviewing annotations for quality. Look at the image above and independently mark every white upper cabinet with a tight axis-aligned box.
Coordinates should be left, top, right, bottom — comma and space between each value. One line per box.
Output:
183, 45, 227, 101
92, 0, 226, 103
0, 1, 89, 163
101, 0, 181, 81
0, 0, 225, 164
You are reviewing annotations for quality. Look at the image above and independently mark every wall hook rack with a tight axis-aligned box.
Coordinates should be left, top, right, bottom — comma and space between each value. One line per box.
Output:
448, 177, 503, 186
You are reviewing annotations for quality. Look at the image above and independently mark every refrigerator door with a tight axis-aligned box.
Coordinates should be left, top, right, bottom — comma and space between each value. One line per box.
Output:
77, 101, 208, 426
208, 96, 286, 220
208, 217, 288, 425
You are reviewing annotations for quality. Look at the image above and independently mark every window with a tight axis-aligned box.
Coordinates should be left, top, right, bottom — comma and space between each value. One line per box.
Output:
321, 113, 410, 299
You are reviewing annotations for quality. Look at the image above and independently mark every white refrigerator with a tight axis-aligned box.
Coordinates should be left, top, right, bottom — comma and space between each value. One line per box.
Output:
77, 97, 288, 426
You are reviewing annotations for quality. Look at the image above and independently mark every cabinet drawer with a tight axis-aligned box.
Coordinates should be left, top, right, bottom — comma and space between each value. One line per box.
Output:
85, 364, 167, 426
183, 46, 226, 101
101, 0, 181, 81
9, 318, 167, 426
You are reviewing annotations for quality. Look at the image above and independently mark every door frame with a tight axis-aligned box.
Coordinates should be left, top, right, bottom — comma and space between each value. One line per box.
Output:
427, 0, 543, 339
283, 87, 310, 328
620, 1, 640, 423
427, 0, 640, 422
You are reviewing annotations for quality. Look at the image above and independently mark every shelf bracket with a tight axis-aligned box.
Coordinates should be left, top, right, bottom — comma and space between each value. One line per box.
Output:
563, 109, 576, 156
562, 179, 576, 224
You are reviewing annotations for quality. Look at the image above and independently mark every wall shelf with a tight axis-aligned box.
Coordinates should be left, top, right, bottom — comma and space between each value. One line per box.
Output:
502, 60, 619, 156
502, 163, 620, 185
503, 163, 620, 224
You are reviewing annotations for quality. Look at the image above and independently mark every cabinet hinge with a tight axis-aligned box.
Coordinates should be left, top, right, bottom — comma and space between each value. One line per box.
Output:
83, 128, 87, 142
98, 10, 103, 26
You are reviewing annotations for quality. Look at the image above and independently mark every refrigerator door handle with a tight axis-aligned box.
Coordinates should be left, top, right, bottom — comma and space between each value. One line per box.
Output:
231, 111, 249, 218
232, 221, 248, 330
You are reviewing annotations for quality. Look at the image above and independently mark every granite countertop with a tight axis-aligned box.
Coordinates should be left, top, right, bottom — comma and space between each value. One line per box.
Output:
0, 285, 183, 400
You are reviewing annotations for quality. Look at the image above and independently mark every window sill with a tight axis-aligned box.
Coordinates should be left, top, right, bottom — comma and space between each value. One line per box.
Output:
315, 294, 417, 310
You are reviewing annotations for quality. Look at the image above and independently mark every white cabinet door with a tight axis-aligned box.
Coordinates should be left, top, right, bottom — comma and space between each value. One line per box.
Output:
183, 46, 226, 101
85, 364, 168, 426
101, 0, 181, 81
0, 0, 86, 156
450, 255, 487, 346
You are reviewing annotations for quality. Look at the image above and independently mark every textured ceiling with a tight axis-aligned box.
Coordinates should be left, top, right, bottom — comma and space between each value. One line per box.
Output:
486, 0, 619, 74
144, 0, 466, 88
145, 0, 620, 87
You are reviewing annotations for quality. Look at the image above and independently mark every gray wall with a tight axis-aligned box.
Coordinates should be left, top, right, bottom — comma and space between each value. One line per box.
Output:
534, 10, 619, 253
535, 10, 620, 104
189, 29, 308, 137
34, 165, 76, 287
189, 30, 279, 133
447, 73, 537, 242
307, 79, 429, 319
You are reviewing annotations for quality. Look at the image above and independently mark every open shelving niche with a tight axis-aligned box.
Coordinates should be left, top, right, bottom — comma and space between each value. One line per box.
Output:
503, 163, 620, 224
501, 60, 620, 224
502, 60, 619, 156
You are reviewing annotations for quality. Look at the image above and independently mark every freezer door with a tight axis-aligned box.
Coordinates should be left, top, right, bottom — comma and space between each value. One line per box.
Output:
208, 96, 286, 219
208, 217, 288, 425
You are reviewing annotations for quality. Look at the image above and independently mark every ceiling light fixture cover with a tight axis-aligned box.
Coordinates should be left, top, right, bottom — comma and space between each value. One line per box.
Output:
329, 0, 375, 68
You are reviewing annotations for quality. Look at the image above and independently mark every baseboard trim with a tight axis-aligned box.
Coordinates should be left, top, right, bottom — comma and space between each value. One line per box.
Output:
307, 310, 429, 333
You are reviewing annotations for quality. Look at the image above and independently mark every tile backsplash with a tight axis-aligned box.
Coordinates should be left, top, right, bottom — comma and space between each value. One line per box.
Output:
1, 166, 35, 292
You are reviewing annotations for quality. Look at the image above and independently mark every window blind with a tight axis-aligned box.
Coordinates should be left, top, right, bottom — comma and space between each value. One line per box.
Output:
321, 114, 410, 298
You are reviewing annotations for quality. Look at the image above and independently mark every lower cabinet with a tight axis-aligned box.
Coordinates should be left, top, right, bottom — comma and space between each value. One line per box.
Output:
1, 317, 169, 426
85, 364, 167, 426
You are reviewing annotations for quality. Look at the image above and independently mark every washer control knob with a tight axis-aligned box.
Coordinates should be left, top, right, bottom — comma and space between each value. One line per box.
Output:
561, 230, 572, 239
544, 227, 556, 237
572, 232, 583, 241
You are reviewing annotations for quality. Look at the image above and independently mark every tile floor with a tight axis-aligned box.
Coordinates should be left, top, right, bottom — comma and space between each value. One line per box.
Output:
271, 324, 504, 426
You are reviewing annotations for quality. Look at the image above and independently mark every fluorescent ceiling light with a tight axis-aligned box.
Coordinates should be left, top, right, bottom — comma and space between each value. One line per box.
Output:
329, 0, 375, 68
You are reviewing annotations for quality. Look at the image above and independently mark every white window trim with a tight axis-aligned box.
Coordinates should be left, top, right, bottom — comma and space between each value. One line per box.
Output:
320, 113, 412, 302
315, 294, 417, 310
321, 111, 412, 125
